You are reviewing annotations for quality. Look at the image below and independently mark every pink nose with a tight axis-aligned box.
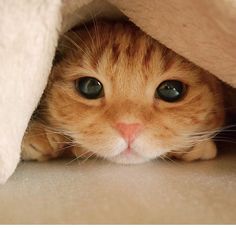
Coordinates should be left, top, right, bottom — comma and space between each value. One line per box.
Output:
116, 122, 142, 143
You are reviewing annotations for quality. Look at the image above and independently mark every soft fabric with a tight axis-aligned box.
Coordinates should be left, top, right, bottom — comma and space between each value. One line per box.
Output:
0, 0, 236, 183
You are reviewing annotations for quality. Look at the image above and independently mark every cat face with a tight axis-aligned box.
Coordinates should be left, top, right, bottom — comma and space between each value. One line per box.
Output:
44, 21, 224, 164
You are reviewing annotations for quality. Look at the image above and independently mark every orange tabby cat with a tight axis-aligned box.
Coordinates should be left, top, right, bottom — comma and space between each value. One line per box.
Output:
21, 20, 225, 164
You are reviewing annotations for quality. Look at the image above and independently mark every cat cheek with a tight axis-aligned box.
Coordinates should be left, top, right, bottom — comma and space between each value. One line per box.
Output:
79, 136, 127, 158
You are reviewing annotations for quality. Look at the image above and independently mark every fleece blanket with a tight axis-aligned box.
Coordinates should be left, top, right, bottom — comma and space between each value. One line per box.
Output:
0, 0, 236, 184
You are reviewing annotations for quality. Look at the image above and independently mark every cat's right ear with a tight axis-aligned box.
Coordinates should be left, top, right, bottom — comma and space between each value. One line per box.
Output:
53, 39, 67, 65
53, 49, 63, 65
53, 31, 74, 65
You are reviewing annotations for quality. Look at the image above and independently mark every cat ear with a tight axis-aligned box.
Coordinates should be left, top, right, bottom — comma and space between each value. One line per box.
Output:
53, 29, 76, 65
53, 49, 63, 65
53, 37, 68, 65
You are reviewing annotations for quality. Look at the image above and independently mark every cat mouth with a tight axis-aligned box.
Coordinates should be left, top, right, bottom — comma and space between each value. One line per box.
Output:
108, 148, 151, 164
120, 148, 133, 156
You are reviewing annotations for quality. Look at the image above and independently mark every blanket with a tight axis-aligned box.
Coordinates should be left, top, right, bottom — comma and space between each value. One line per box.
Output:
0, 0, 235, 183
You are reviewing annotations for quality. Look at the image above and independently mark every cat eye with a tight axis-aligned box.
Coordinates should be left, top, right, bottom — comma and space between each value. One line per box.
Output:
155, 80, 186, 102
75, 77, 104, 99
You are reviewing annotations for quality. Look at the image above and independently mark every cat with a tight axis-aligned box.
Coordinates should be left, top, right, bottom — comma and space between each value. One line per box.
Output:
21, 20, 225, 164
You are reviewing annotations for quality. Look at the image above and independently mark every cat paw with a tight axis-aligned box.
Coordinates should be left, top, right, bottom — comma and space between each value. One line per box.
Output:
21, 136, 52, 161
21, 121, 65, 161
169, 140, 217, 162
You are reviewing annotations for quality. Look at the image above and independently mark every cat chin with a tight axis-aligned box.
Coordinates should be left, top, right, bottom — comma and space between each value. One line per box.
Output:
107, 151, 153, 164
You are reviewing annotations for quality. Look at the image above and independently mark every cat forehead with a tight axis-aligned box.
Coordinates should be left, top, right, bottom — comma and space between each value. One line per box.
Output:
59, 21, 198, 84
67, 21, 182, 72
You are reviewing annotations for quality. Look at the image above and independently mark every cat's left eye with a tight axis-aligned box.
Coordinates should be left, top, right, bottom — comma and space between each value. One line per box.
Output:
75, 77, 104, 99
155, 80, 186, 102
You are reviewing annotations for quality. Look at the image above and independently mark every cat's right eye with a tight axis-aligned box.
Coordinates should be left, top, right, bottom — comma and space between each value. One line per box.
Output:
75, 77, 104, 99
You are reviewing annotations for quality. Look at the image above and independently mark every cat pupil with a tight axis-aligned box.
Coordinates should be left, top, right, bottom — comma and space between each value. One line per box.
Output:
156, 80, 184, 102
75, 77, 104, 99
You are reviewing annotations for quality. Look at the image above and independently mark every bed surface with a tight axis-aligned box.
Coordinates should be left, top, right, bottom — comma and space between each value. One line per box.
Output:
0, 143, 235, 224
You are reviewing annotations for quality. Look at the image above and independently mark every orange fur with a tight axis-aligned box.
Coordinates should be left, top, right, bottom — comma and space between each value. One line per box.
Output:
21, 20, 225, 164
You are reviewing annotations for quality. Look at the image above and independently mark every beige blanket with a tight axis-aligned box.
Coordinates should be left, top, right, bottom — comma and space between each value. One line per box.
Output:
0, 0, 235, 183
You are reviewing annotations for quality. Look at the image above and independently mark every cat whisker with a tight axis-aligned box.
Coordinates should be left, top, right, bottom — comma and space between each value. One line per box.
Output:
81, 22, 96, 49
57, 43, 77, 53
70, 30, 93, 56
213, 139, 236, 144
75, 8, 102, 50
192, 124, 236, 136
66, 150, 92, 165
80, 152, 96, 165
160, 154, 177, 164
159, 154, 167, 162
89, 11, 102, 53
62, 33, 92, 57
53, 141, 74, 144
59, 144, 76, 151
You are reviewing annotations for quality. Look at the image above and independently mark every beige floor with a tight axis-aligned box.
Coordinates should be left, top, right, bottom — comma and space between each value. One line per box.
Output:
0, 143, 235, 224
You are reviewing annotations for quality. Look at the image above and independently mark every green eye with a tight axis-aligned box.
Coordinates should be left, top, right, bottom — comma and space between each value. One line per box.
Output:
155, 80, 186, 102
75, 77, 104, 99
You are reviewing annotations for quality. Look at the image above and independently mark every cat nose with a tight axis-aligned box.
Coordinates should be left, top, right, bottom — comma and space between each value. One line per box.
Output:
115, 122, 143, 143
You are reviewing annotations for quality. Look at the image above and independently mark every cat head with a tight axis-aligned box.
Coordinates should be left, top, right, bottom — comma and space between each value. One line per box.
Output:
44, 21, 224, 164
